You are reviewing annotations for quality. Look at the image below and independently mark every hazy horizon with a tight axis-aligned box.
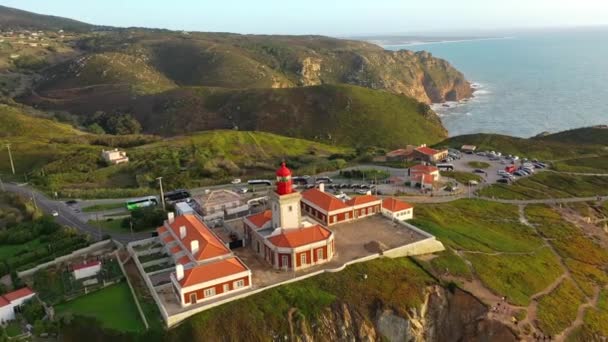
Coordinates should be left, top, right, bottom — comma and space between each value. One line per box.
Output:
3, 0, 608, 36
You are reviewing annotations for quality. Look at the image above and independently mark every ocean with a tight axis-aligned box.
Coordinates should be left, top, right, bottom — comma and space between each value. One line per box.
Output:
384, 28, 608, 138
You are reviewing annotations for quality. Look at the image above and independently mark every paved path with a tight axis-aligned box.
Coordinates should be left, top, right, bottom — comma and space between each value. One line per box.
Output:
3, 183, 150, 243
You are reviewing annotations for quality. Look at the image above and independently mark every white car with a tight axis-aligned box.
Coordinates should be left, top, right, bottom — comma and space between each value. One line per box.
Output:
231, 178, 241, 184
51, 210, 59, 217
469, 180, 479, 185
238, 187, 248, 194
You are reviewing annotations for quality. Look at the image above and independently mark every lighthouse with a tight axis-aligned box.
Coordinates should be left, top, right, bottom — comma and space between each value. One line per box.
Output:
270, 162, 302, 229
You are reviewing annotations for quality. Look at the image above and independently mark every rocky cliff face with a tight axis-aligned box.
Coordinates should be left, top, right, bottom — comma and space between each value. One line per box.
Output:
287, 286, 516, 342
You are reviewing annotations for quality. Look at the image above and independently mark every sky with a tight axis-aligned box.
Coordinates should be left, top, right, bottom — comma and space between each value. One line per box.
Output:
3, 0, 608, 36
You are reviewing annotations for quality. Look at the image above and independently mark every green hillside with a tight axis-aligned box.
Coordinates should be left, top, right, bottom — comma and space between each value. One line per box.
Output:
38, 53, 177, 95
30, 84, 448, 148
534, 125, 608, 146
438, 131, 607, 161
0, 5, 93, 32
0, 105, 352, 197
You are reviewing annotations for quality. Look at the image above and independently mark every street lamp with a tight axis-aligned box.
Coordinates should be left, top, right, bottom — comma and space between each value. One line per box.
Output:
156, 177, 166, 211
6, 144, 15, 175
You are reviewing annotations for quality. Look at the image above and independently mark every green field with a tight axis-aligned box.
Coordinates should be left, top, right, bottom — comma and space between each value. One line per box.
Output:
439, 171, 482, 185
552, 155, 608, 174
411, 199, 544, 253
55, 283, 145, 333
478, 172, 608, 200
537, 278, 586, 335
81, 202, 126, 212
467, 161, 490, 169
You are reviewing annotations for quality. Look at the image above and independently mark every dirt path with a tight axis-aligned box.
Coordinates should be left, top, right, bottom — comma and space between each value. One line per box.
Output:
555, 287, 601, 341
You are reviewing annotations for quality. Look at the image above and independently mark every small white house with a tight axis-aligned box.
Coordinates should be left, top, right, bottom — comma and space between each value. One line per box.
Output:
72, 261, 102, 280
381, 198, 414, 221
101, 149, 129, 165
0, 287, 36, 323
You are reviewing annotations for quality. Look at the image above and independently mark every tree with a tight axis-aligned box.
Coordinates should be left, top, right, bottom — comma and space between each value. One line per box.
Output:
21, 298, 45, 323
83, 111, 142, 135
129, 207, 165, 231
86, 123, 106, 135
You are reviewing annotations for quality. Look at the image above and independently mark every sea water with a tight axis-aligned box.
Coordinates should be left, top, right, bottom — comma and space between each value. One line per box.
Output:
384, 28, 608, 137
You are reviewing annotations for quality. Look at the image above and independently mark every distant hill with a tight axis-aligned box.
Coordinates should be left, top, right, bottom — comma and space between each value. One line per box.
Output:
29, 29, 471, 104
28, 84, 448, 148
0, 5, 93, 32
533, 126, 608, 146
438, 129, 607, 160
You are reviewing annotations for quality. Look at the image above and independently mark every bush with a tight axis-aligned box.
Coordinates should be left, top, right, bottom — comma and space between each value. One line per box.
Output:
130, 207, 165, 231
22, 298, 45, 323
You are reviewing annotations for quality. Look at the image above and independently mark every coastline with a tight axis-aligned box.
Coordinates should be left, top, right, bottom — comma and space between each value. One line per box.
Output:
380, 36, 514, 48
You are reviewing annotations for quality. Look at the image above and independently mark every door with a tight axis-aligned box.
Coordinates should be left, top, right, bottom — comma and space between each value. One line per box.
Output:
282, 255, 289, 269
189, 293, 197, 304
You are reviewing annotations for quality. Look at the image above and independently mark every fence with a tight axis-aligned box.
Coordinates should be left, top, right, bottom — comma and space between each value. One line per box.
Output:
17, 240, 115, 278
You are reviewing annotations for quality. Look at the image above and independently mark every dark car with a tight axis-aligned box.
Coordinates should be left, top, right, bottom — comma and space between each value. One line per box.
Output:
497, 178, 510, 184
65, 200, 78, 205
473, 169, 486, 174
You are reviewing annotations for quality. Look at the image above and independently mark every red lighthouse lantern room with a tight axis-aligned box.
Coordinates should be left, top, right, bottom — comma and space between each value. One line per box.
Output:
276, 162, 293, 195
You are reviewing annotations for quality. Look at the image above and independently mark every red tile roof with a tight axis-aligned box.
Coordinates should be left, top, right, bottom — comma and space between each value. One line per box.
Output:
170, 245, 182, 254
415, 146, 441, 156
179, 257, 249, 287
178, 256, 191, 265
386, 149, 409, 157
166, 215, 230, 261
410, 164, 439, 174
245, 210, 272, 228
422, 174, 435, 184
2, 287, 34, 302
0, 296, 9, 308
157, 226, 167, 234
382, 198, 413, 212
268, 225, 332, 248
72, 260, 101, 271
301, 189, 348, 212
346, 195, 381, 206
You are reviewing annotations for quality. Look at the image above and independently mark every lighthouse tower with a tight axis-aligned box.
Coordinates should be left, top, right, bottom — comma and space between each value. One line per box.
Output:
270, 162, 302, 229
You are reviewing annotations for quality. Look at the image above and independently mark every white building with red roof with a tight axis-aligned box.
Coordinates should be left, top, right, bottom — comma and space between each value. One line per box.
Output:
412, 144, 448, 163
0, 287, 35, 322
300, 185, 382, 227
382, 198, 414, 221
71, 260, 102, 280
408, 164, 440, 190
243, 163, 335, 271
156, 214, 251, 307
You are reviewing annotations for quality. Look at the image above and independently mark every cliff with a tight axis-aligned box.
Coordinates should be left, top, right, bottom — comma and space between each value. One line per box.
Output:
284, 286, 516, 342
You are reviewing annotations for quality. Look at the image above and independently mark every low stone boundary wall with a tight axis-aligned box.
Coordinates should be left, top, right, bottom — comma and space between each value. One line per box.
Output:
116, 250, 149, 330
17, 240, 115, 278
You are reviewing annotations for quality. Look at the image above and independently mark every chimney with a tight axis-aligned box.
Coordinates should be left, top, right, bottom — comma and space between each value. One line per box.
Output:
190, 240, 199, 256
179, 225, 187, 239
319, 183, 325, 193
176, 264, 184, 281
167, 212, 175, 224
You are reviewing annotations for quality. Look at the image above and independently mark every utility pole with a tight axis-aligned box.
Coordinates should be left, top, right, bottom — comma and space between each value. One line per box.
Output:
6, 144, 15, 175
157, 177, 166, 211
0, 175, 4, 192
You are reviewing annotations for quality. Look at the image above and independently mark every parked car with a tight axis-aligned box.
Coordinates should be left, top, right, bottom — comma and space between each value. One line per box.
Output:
238, 187, 248, 194
51, 210, 59, 217
497, 178, 510, 184
355, 189, 370, 195
469, 180, 479, 185
473, 169, 486, 174
65, 200, 78, 205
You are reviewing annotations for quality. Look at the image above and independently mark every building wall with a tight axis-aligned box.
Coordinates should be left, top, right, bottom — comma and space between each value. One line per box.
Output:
0, 305, 15, 322
382, 208, 413, 221
183, 276, 250, 305
73, 264, 101, 280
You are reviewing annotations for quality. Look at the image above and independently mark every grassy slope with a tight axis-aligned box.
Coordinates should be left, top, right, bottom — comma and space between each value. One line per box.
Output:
0, 5, 93, 32
136, 84, 447, 147
535, 126, 608, 146
412, 199, 563, 306
478, 172, 608, 200
537, 278, 586, 335
438, 133, 606, 161
0, 106, 352, 196
55, 283, 145, 332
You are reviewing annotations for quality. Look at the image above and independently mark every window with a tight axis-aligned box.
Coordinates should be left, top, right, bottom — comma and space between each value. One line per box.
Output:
223, 284, 230, 293
317, 248, 324, 260
189, 293, 197, 303
288, 205, 293, 212
346, 212, 350, 219
300, 253, 307, 265
234, 279, 245, 288
204, 288, 215, 298
331, 215, 336, 223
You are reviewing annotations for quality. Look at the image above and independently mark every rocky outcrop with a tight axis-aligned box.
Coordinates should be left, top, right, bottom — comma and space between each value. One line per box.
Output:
288, 286, 517, 342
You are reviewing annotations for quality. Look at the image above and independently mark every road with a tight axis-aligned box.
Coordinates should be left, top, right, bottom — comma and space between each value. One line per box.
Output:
3, 183, 151, 243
